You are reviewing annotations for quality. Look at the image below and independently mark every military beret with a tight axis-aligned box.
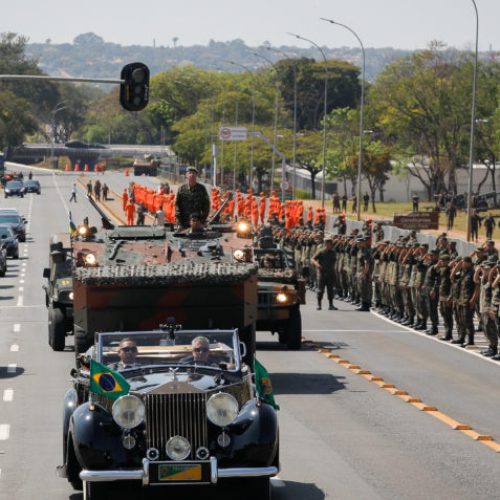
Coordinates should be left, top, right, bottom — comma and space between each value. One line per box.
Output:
187, 166, 199, 174
430, 249, 439, 256
476, 247, 486, 252
463, 256, 473, 263
440, 254, 451, 260
421, 243, 429, 249
486, 239, 495, 244
487, 255, 498, 265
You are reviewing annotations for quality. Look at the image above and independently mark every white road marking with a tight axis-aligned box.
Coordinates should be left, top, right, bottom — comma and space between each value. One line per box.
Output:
3, 390, 14, 402
20, 273, 25, 278
7, 364, 16, 374
18, 287, 23, 293
21, 262, 26, 267
10, 345, 19, 352
0, 425, 10, 440
19, 280, 24, 284
16, 296, 23, 307
13, 324, 20, 332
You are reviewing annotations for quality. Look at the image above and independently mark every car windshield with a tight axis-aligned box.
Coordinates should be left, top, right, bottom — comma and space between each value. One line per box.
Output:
25, 181, 39, 187
6, 182, 22, 189
0, 215, 21, 224
97, 330, 239, 371
0, 226, 14, 237
54, 260, 72, 278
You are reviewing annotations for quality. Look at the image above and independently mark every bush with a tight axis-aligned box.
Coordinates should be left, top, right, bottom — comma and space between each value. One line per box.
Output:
294, 188, 313, 200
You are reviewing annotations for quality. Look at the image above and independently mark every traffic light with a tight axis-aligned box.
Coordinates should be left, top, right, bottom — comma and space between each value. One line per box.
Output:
120, 62, 150, 111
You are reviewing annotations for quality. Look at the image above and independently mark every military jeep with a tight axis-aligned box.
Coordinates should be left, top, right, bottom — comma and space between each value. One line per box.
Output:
43, 234, 73, 351
254, 246, 305, 350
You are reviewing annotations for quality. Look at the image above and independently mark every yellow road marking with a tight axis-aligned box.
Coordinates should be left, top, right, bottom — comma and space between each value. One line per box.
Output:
305, 339, 500, 454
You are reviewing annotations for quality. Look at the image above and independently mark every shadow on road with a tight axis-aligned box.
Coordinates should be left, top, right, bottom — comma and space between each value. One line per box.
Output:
271, 372, 346, 395
0, 285, 14, 289
273, 481, 325, 500
0, 366, 25, 379
0, 295, 15, 301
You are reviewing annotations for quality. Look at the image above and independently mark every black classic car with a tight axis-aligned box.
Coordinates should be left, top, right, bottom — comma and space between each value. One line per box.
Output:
4, 180, 26, 197
60, 329, 279, 499
24, 179, 41, 194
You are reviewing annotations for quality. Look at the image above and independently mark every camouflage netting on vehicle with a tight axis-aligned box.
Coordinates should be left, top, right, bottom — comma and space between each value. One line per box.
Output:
74, 260, 258, 285
257, 268, 297, 283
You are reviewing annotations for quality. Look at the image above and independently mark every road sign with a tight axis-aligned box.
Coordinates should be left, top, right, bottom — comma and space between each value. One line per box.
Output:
393, 212, 439, 230
280, 180, 290, 191
219, 127, 248, 141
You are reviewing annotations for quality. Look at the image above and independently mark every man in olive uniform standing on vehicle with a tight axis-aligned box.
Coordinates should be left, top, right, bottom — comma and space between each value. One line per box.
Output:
312, 238, 338, 311
175, 167, 210, 229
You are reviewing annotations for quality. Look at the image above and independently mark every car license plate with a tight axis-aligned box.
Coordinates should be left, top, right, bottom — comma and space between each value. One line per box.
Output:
158, 463, 202, 482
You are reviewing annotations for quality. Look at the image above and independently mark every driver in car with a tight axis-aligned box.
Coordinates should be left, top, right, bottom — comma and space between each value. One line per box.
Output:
112, 338, 141, 370
182, 336, 220, 366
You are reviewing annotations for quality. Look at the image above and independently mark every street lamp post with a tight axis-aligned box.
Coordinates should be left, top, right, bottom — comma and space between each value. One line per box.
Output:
288, 32, 328, 207
228, 61, 256, 190
266, 47, 298, 196
321, 18, 365, 222
50, 102, 67, 166
253, 52, 281, 197
466, 0, 479, 242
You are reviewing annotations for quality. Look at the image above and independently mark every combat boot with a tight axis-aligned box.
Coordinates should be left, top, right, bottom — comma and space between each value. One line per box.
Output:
426, 326, 438, 336
481, 347, 497, 357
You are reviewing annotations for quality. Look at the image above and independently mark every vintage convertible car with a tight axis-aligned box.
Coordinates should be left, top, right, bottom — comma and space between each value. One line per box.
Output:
59, 328, 279, 499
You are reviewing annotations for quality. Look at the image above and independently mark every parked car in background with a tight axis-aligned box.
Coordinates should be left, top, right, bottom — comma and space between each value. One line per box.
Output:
0, 245, 7, 276
0, 211, 26, 242
0, 225, 19, 258
24, 179, 41, 194
4, 180, 26, 198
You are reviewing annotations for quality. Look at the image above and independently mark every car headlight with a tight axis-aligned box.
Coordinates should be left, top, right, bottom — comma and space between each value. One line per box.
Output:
233, 249, 244, 261
112, 395, 145, 430
166, 436, 191, 461
206, 392, 239, 427
68, 291, 74, 300
5, 189, 10, 193
84, 253, 96, 265
78, 225, 88, 236
237, 221, 250, 234
276, 292, 288, 303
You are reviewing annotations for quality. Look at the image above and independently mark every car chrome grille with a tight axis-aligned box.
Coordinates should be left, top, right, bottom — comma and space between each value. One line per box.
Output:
144, 393, 208, 460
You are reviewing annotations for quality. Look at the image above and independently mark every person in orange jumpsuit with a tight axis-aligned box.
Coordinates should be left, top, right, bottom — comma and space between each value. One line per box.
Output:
122, 189, 129, 212
126, 200, 136, 226
259, 193, 266, 224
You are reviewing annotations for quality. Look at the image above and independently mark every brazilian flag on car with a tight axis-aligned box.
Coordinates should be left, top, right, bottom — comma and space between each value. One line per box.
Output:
254, 359, 279, 410
90, 360, 130, 400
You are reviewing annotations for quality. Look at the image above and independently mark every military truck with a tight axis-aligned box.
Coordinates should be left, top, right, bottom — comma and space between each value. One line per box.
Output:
133, 155, 159, 176
254, 246, 305, 350
43, 234, 73, 351
71, 223, 258, 364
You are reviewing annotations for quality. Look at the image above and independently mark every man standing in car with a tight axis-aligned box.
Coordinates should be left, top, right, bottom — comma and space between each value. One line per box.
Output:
175, 167, 210, 229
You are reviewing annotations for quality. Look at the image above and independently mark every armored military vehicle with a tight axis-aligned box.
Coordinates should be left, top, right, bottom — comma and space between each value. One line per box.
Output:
254, 244, 305, 350
133, 155, 159, 176
43, 233, 73, 351
71, 200, 258, 364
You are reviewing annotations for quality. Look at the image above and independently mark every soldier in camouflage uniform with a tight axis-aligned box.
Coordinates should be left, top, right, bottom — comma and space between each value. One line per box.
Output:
452, 256, 476, 346
476, 256, 499, 357
437, 254, 454, 341
175, 167, 210, 229
413, 245, 429, 330
422, 249, 440, 336
355, 236, 373, 311
312, 238, 337, 310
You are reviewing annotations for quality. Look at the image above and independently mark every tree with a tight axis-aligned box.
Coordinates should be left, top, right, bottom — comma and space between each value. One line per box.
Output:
369, 43, 480, 199
275, 57, 361, 130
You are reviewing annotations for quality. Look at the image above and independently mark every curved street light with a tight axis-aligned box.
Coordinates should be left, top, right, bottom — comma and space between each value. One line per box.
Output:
288, 32, 328, 207
466, 0, 479, 242
321, 18, 365, 222
228, 61, 257, 190
266, 47, 298, 196
253, 52, 281, 196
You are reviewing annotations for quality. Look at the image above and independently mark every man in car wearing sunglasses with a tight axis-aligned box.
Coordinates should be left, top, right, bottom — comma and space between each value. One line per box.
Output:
113, 338, 141, 370
182, 336, 220, 367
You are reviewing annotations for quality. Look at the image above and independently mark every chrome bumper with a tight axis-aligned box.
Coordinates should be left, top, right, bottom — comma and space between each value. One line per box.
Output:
80, 457, 278, 485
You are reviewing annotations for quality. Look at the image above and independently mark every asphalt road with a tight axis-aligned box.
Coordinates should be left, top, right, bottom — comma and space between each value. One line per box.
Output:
1, 167, 500, 500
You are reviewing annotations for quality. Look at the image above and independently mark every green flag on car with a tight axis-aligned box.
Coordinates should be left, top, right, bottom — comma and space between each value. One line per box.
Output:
90, 360, 130, 400
254, 359, 279, 410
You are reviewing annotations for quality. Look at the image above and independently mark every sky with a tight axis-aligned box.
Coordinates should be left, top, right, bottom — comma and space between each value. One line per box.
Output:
3, 0, 499, 51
